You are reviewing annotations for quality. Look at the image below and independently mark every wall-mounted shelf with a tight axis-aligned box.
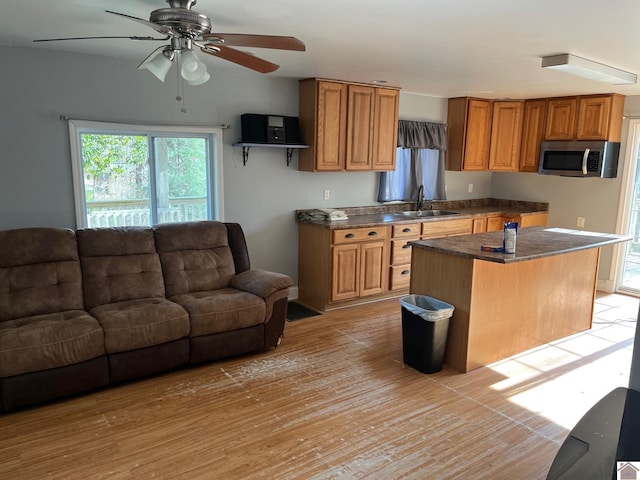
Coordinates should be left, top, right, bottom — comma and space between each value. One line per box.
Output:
233, 142, 310, 166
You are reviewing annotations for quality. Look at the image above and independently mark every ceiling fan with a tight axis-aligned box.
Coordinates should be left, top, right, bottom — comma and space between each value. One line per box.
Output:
34, 0, 305, 86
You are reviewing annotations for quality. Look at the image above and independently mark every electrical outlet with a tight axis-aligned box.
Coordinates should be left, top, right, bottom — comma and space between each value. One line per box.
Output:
323, 189, 330, 200
468, 183, 474, 193
577, 216, 585, 228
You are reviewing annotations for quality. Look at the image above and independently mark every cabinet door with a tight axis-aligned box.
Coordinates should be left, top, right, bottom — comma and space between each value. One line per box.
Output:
576, 96, 611, 140
372, 88, 399, 171
463, 99, 492, 171
331, 243, 360, 301
486, 216, 504, 232
489, 101, 523, 171
519, 213, 548, 228
360, 241, 386, 296
472, 217, 487, 233
345, 85, 375, 170
316, 81, 347, 171
519, 99, 547, 172
544, 98, 577, 140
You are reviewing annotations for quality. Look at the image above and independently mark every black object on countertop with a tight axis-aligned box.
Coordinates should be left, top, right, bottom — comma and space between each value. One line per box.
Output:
546, 387, 640, 479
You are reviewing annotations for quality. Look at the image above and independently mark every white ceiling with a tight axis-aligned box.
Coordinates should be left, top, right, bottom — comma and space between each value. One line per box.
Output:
2, 0, 640, 100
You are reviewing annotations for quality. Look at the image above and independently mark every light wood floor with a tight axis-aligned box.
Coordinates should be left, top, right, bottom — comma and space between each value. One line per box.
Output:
1, 292, 637, 480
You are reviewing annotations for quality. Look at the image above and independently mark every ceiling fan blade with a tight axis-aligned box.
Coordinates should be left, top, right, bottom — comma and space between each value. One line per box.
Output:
106, 10, 179, 37
200, 45, 279, 74
33, 36, 168, 42
202, 33, 305, 51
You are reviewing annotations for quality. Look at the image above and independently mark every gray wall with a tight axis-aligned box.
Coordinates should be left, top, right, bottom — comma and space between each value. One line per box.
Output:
0, 46, 635, 287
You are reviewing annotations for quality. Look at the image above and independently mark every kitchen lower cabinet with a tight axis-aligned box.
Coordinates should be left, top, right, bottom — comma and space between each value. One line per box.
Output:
389, 223, 420, 291
422, 218, 473, 239
297, 211, 547, 312
331, 240, 387, 300
486, 215, 504, 232
298, 223, 390, 311
472, 217, 488, 233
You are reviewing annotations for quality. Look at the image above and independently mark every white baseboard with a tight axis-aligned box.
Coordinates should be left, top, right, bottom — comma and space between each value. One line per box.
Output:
597, 279, 614, 293
288, 286, 298, 300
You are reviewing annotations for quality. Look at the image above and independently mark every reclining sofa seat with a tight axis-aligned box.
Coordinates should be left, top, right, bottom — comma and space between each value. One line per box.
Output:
76, 226, 191, 383
154, 221, 292, 364
0, 228, 108, 411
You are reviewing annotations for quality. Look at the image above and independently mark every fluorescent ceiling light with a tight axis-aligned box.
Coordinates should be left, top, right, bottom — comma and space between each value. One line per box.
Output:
541, 54, 637, 85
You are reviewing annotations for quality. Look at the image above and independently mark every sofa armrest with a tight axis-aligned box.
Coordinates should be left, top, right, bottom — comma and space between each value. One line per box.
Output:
230, 269, 292, 299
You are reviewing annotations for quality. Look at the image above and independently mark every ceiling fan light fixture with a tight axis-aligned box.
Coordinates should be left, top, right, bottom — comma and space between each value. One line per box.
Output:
541, 53, 637, 85
185, 71, 211, 86
180, 49, 209, 83
138, 46, 175, 82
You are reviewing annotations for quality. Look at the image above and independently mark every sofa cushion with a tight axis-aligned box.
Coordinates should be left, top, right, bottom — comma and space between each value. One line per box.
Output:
77, 227, 166, 309
170, 288, 265, 337
90, 298, 190, 353
0, 228, 84, 321
154, 222, 235, 297
0, 310, 105, 378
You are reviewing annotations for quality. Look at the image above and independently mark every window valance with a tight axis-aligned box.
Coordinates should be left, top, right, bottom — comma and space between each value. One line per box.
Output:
397, 120, 447, 150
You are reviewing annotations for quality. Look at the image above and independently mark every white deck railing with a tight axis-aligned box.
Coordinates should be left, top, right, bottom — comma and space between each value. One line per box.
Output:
86, 198, 207, 228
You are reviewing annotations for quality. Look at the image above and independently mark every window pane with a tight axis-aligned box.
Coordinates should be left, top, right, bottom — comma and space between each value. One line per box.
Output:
154, 137, 209, 224
80, 133, 151, 227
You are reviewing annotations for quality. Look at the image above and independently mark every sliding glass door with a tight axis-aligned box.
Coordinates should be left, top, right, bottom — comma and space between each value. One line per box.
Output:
617, 120, 640, 294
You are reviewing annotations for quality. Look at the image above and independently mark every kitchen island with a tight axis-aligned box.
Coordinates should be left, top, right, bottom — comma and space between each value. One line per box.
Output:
409, 227, 630, 373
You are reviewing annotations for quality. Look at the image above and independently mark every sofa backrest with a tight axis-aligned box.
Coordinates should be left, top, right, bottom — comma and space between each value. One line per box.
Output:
0, 227, 84, 321
154, 221, 236, 297
77, 227, 166, 309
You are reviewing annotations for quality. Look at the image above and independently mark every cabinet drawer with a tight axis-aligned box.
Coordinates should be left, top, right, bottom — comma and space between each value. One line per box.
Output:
390, 265, 411, 290
332, 226, 388, 244
392, 223, 421, 238
391, 239, 415, 265
422, 218, 473, 239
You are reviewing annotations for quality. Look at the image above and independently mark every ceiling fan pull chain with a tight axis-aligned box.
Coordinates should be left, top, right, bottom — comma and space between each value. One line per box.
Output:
175, 50, 187, 113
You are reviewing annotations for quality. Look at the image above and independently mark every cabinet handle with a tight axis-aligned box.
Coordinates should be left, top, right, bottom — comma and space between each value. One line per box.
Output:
401, 270, 410, 275
345, 233, 355, 238
402, 228, 411, 233
368, 231, 378, 236
402, 244, 412, 249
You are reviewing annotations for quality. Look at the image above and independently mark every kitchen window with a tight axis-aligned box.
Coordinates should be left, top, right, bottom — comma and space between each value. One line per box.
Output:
68, 120, 224, 228
377, 120, 447, 203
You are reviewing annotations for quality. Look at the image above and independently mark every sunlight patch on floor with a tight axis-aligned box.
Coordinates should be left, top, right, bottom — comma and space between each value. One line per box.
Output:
487, 292, 638, 430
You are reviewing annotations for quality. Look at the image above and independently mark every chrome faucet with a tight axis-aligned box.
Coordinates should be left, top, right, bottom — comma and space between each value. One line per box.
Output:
416, 184, 425, 211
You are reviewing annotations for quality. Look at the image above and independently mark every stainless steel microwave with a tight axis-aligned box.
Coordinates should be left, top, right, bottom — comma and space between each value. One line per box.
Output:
538, 140, 620, 178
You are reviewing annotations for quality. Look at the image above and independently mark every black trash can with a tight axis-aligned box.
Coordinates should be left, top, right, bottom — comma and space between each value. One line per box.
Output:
400, 295, 455, 374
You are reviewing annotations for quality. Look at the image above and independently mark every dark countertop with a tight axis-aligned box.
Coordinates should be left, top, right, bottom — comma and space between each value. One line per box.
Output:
296, 199, 549, 230
410, 227, 630, 264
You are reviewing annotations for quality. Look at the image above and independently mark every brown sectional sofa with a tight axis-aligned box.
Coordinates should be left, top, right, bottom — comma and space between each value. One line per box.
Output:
0, 221, 292, 411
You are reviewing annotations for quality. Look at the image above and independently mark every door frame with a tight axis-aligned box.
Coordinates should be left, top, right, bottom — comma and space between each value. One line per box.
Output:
613, 119, 640, 294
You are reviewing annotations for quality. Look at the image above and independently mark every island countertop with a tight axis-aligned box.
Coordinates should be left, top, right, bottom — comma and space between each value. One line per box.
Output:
410, 227, 630, 264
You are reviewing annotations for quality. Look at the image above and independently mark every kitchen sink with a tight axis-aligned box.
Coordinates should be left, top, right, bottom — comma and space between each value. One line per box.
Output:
395, 210, 460, 218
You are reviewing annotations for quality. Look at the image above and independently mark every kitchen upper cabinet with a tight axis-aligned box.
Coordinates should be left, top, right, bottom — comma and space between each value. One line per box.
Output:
447, 97, 492, 171
345, 85, 375, 170
544, 94, 624, 142
519, 99, 547, 173
299, 79, 347, 171
544, 97, 577, 140
489, 101, 523, 172
298, 78, 399, 172
372, 88, 399, 171
575, 94, 625, 141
